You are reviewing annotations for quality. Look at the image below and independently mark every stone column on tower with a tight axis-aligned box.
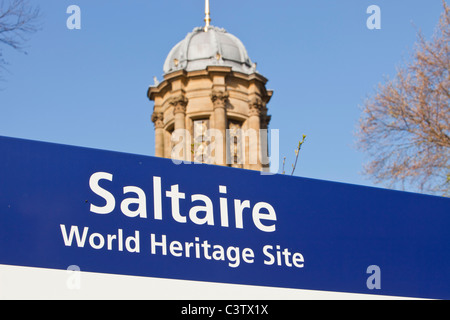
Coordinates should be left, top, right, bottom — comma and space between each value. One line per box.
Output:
248, 97, 263, 170
151, 111, 165, 158
169, 94, 188, 161
210, 90, 229, 165
170, 94, 188, 131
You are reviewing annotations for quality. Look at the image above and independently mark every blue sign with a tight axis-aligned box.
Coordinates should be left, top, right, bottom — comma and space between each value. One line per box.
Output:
0, 135, 449, 299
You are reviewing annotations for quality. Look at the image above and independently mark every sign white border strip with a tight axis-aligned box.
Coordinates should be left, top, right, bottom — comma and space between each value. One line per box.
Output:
0, 264, 421, 300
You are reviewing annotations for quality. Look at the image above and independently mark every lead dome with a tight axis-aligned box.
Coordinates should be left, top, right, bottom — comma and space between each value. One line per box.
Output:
163, 26, 257, 75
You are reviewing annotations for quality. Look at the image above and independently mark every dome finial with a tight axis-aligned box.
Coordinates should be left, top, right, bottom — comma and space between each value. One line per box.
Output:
204, 0, 211, 32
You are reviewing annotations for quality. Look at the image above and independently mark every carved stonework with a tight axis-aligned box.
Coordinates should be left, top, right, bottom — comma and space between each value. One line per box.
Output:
249, 97, 263, 117
259, 104, 271, 128
210, 90, 229, 109
173, 104, 187, 115
261, 114, 271, 129
169, 94, 188, 115
151, 112, 164, 129
147, 59, 273, 171
193, 119, 211, 164
228, 120, 243, 168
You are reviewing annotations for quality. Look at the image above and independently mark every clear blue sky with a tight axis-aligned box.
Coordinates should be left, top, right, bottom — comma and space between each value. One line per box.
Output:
0, 0, 445, 190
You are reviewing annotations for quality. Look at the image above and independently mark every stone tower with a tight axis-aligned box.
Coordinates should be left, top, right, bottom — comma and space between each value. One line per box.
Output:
148, 6, 272, 171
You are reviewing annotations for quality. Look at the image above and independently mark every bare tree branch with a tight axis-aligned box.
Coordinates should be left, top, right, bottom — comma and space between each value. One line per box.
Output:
357, 1, 450, 196
0, 0, 40, 78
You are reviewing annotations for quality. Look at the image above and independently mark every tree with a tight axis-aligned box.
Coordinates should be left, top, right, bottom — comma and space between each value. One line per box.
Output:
0, 0, 40, 78
282, 135, 306, 176
357, 2, 449, 196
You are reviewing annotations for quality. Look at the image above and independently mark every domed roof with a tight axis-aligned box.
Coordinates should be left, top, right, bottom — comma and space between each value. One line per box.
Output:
163, 26, 257, 75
